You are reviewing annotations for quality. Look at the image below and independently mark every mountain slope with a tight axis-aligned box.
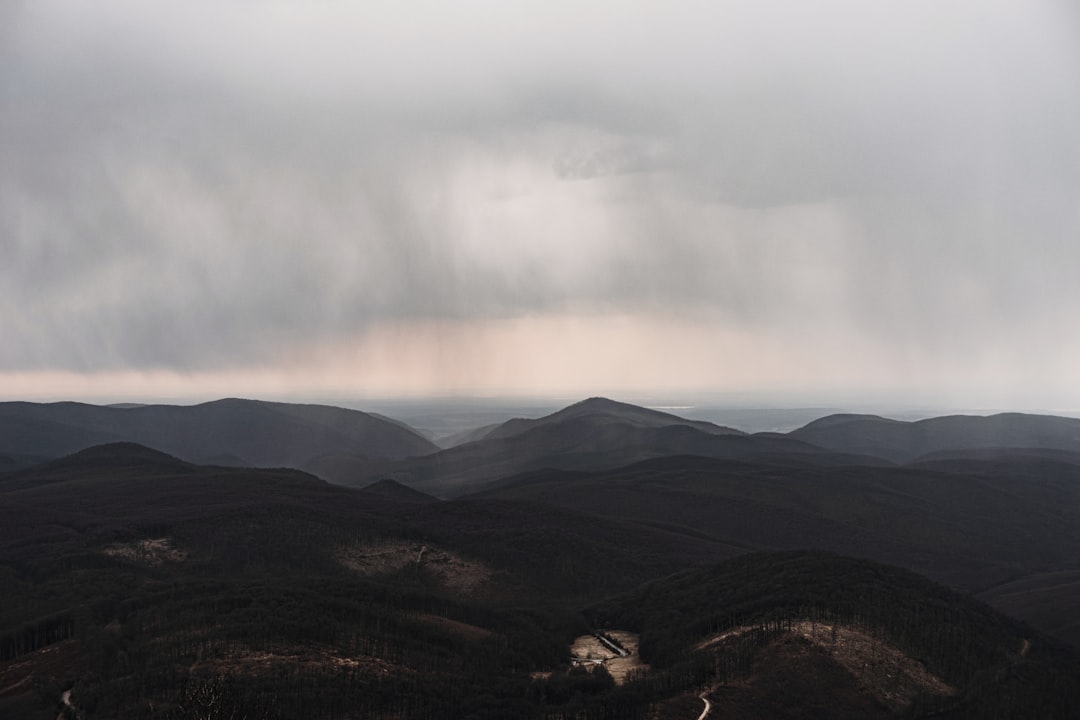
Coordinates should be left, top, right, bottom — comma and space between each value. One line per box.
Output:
0, 398, 438, 472
588, 552, 1080, 719
472, 452, 1080, 641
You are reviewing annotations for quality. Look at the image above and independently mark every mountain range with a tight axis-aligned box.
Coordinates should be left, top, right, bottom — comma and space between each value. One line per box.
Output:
789, 411, 1080, 462
326, 397, 889, 495
8, 396, 1080, 487
3, 395, 1080, 718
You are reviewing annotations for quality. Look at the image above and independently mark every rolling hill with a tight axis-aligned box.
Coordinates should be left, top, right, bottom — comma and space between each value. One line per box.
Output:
482, 397, 745, 440
2, 443, 1078, 718
0, 443, 741, 718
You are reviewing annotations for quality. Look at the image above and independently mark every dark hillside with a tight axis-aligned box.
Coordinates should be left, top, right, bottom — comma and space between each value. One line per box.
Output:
473, 453, 1080, 641
0, 443, 739, 718
0, 445, 590, 718
361, 478, 441, 504
3, 444, 1077, 718
403, 497, 745, 600
0, 410, 122, 457
588, 552, 1080, 720
977, 570, 1080, 648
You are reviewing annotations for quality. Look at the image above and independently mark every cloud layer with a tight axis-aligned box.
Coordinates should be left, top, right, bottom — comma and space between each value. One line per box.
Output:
3, 1, 1079, 403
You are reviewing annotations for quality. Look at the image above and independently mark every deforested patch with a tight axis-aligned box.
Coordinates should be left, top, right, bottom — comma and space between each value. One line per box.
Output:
194, 648, 415, 678
697, 619, 955, 711
103, 537, 187, 566
337, 540, 492, 595
569, 630, 648, 685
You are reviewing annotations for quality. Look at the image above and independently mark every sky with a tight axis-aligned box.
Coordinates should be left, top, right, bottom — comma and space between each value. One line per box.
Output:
3, 1, 1080, 408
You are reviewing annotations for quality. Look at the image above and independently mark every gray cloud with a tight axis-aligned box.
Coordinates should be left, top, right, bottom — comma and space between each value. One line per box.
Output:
3, 1, 1079, 401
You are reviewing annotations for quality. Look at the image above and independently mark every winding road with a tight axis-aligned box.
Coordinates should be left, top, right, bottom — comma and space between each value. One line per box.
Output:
697, 692, 713, 720
57, 689, 74, 719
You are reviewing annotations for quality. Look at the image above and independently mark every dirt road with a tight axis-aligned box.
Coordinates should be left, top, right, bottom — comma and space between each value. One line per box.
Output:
697, 692, 712, 720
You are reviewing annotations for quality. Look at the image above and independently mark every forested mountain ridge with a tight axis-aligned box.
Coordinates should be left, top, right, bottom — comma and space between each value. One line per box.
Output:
790, 411, 1080, 462
335, 401, 877, 496
8, 396, 1080, 494
4, 397, 1080, 718
0, 398, 438, 470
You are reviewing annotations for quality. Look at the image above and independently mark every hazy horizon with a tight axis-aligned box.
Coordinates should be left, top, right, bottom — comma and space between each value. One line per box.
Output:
6, 391, 1080, 439
5, 1, 1079, 407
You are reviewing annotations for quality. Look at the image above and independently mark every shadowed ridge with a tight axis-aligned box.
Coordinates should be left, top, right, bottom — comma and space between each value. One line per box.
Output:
793, 413, 898, 431
361, 478, 440, 504
0, 442, 198, 493
200, 398, 440, 456
911, 446, 1080, 466
48, 441, 191, 468
441, 422, 502, 447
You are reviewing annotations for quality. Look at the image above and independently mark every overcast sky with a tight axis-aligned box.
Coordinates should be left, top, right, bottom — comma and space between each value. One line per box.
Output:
3, 1, 1079, 407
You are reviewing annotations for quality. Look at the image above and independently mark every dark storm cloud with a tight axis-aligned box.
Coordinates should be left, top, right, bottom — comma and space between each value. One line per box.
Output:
2, 1, 1079, 395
